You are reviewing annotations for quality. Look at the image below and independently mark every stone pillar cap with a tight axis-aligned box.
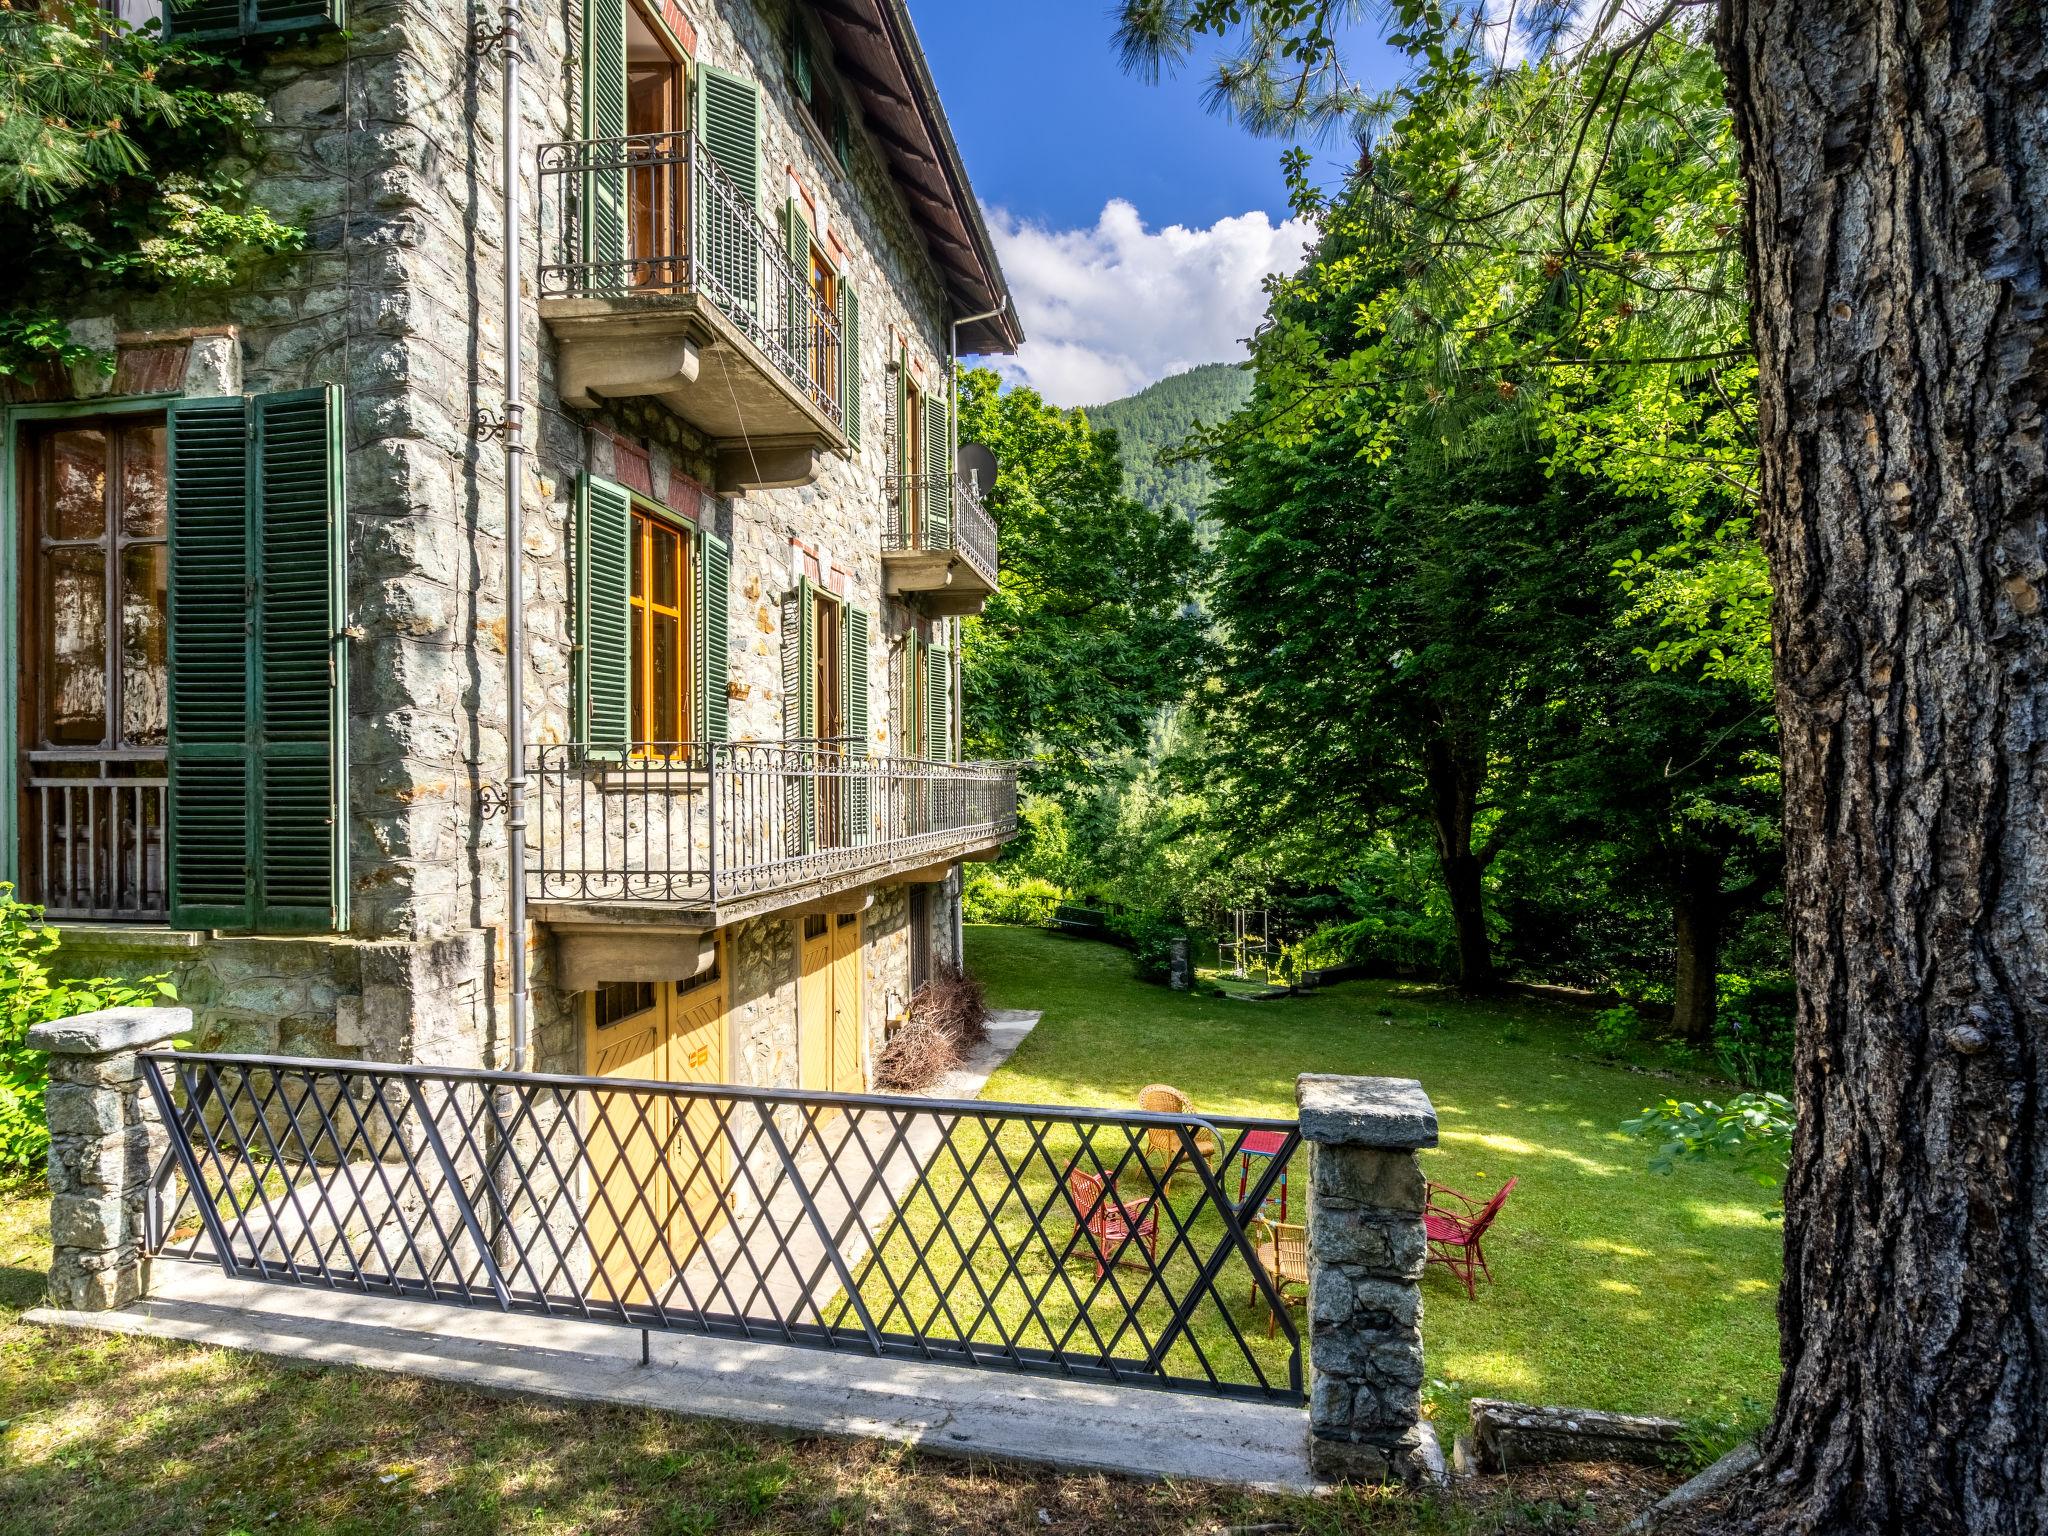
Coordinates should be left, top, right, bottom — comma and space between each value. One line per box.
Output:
27, 1006, 192, 1056
1297, 1073, 1439, 1149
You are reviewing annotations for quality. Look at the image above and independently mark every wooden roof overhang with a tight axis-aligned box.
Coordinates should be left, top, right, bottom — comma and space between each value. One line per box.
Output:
806, 0, 1023, 355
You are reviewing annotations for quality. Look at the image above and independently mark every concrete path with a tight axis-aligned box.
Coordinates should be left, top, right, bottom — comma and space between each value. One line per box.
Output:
30, 1260, 1313, 1490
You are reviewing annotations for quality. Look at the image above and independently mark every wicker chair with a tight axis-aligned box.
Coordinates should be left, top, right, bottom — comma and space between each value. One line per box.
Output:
1249, 1219, 1308, 1337
1137, 1083, 1221, 1190
1063, 1166, 1158, 1279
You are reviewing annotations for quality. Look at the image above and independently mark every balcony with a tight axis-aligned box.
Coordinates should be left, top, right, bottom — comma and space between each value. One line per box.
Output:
538, 132, 848, 493
528, 740, 1017, 975
881, 470, 999, 616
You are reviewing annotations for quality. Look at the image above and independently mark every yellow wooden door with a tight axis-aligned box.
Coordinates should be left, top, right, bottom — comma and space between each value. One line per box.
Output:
666, 956, 730, 1247
798, 915, 833, 1093
584, 984, 669, 1306
829, 912, 864, 1094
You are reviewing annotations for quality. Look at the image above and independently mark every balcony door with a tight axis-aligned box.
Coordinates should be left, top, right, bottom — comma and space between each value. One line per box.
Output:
811, 587, 844, 845
625, 2, 687, 291
17, 417, 169, 921
628, 504, 695, 754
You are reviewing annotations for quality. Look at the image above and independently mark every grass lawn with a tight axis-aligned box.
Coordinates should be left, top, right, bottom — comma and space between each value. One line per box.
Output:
966, 924, 1783, 1448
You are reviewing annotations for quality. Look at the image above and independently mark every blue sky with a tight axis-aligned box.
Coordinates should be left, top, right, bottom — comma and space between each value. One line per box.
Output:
914, 3, 1408, 404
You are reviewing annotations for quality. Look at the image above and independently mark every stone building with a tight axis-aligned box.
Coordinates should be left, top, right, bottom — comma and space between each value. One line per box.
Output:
3, 0, 1021, 1106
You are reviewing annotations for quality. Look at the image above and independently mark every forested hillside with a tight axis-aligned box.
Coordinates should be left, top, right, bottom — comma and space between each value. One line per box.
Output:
1080, 362, 1251, 523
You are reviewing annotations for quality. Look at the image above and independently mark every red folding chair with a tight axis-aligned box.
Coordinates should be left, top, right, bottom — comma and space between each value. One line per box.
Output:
1424, 1177, 1518, 1299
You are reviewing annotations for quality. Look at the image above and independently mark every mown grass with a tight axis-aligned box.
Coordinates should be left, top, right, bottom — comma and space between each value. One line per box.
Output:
966, 924, 1783, 1448
0, 1190, 1666, 1534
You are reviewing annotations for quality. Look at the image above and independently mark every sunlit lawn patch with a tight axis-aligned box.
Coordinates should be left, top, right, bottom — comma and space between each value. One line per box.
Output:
964, 924, 1783, 1445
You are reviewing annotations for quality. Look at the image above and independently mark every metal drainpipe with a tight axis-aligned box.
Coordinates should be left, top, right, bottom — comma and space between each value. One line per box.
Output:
499, 2, 531, 1069
946, 298, 1007, 965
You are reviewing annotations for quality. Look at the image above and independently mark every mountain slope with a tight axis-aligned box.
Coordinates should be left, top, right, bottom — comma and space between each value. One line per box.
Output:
1079, 362, 1252, 524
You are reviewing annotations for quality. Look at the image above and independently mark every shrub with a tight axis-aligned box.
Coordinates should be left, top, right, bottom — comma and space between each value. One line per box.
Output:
1583, 1003, 1642, 1058
0, 883, 176, 1180
1714, 972, 1795, 1090
962, 866, 1063, 928
1106, 909, 1187, 985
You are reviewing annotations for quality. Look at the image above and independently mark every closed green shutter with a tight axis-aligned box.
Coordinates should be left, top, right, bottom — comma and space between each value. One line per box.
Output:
924, 393, 951, 549
926, 646, 952, 763
582, 0, 628, 293
166, 387, 348, 933
844, 606, 871, 843
697, 529, 731, 744
696, 65, 762, 314
782, 579, 817, 851
164, 0, 343, 43
576, 475, 633, 754
840, 283, 860, 446
788, 14, 813, 99
784, 198, 812, 381
166, 397, 254, 928
832, 104, 853, 173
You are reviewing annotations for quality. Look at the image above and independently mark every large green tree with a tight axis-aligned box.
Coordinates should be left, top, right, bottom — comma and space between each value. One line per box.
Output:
1121, 5, 2048, 1529
957, 368, 1209, 780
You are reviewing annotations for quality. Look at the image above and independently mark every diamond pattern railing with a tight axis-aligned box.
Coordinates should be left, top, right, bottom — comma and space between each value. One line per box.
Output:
142, 1052, 1304, 1402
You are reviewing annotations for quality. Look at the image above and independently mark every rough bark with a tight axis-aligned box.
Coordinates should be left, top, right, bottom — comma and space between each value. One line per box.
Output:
1671, 845, 1727, 1049
1716, 0, 2048, 1530
1422, 736, 1496, 992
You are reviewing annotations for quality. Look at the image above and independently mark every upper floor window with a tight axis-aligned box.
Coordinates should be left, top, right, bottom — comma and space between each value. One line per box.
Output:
787, 10, 853, 173
628, 505, 695, 751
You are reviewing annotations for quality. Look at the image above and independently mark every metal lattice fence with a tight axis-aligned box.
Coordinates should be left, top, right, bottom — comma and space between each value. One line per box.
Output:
143, 1052, 1304, 1402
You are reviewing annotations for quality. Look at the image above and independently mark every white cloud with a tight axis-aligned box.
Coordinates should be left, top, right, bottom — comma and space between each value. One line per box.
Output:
977, 200, 1314, 407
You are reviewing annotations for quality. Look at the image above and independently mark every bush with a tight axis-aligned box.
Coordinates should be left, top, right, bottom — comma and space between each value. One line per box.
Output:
962, 866, 1064, 928
1583, 1003, 1643, 1058
1714, 973, 1795, 1089
0, 884, 176, 1180
1106, 909, 1187, 985
1623, 1092, 1795, 1212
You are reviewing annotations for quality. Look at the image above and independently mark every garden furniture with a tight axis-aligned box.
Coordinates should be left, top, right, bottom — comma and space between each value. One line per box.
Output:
1232, 1127, 1292, 1222
1424, 1176, 1519, 1299
1137, 1083, 1221, 1191
1063, 1166, 1159, 1279
1248, 1218, 1308, 1336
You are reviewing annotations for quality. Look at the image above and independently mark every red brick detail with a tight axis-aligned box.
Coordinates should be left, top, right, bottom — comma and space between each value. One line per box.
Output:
607, 433, 655, 497
660, 0, 696, 53
663, 470, 705, 522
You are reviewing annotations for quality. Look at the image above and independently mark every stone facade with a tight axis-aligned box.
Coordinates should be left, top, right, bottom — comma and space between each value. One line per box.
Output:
12, 0, 1006, 1094
1298, 1073, 1446, 1486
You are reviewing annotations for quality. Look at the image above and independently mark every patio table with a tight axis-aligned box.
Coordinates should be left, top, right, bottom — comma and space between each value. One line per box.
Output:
1234, 1129, 1291, 1223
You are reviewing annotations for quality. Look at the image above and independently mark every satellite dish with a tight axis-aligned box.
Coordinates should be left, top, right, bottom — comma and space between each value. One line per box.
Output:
957, 441, 998, 493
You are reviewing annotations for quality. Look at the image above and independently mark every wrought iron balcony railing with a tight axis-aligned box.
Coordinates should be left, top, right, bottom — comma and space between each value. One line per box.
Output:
23, 749, 167, 922
529, 739, 1018, 907
537, 130, 844, 431
882, 470, 999, 591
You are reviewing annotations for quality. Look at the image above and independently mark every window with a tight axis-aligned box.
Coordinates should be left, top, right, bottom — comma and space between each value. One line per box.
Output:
625, 0, 688, 291
788, 12, 853, 173
628, 505, 695, 751
595, 980, 658, 1027
902, 372, 926, 542
19, 417, 169, 920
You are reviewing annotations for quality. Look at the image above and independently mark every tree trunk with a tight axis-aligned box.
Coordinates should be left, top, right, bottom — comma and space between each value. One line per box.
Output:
1671, 846, 1726, 1050
1716, 2, 2047, 1531
1421, 737, 1496, 992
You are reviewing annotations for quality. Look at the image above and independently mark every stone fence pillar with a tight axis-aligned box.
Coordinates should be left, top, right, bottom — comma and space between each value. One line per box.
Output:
30, 1007, 190, 1311
1297, 1071, 1444, 1485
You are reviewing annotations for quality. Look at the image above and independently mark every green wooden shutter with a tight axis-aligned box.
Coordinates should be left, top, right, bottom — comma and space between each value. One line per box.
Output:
784, 198, 812, 381
844, 606, 871, 843
782, 579, 817, 851
840, 283, 861, 446
164, 0, 343, 42
696, 65, 762, 313
577, 475, 632, 754
697, 529, 731, 744
893, 348, 910, 538
698, 64, 761, 205
924, 394, 951, 549
166, 396, 255, 929
166, 387, 348, 934
788, 14, 813, 99
832, 104, 853, 173
926, 646, 952, 764
582, 0, 628, 294
252, 389, 348, 932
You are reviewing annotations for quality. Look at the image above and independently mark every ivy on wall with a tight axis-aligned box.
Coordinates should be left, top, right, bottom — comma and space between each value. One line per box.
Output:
0, 0, 302, 377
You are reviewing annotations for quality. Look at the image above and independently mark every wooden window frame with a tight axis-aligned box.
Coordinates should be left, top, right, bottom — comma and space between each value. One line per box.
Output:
627, 499, 696, 754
